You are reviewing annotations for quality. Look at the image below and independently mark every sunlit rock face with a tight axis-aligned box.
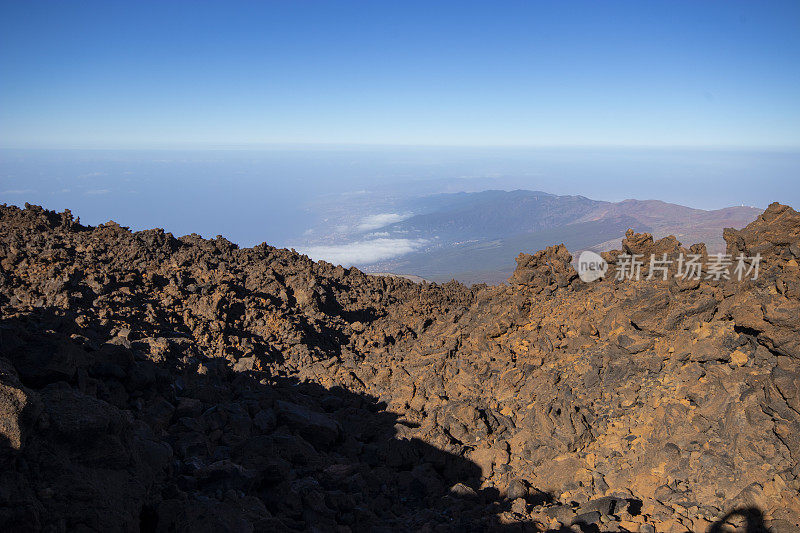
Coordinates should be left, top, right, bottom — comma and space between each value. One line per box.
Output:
1, 202, 799, 532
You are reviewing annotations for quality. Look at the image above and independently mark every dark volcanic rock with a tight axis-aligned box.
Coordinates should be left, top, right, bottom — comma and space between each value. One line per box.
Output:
1, 201, 799, 532
275, 399, 341, 447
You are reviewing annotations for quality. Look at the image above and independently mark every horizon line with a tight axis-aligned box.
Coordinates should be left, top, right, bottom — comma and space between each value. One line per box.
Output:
2, 142, 800, 152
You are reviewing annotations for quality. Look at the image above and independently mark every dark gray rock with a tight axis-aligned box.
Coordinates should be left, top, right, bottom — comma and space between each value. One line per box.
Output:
275, 400, 340, 448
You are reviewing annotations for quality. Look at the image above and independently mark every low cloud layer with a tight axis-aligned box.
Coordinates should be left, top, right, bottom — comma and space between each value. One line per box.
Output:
356, 213, 411, 232
299, 238, 425, 266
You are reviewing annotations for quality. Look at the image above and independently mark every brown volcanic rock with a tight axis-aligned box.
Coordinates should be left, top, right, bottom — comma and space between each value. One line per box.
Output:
0, 356, 40, 452
0, 202, 799, 532
724, 201, 800, 261
602, 229, 685, 264
718, 203, 800, 360
509, 244, 577, 290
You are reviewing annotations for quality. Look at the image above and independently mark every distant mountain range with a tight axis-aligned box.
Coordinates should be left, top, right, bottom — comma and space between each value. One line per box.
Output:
361, 191, 761, 284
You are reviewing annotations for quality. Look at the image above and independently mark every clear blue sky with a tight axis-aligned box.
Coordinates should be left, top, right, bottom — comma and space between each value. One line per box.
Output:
1, 0, 799, 148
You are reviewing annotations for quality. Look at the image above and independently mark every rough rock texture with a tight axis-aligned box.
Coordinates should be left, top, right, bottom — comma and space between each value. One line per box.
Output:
1, 201, 799, 532
510, 244, 577, 291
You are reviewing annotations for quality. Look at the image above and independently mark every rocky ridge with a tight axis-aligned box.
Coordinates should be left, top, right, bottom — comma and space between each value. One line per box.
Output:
1, 202, 799, 532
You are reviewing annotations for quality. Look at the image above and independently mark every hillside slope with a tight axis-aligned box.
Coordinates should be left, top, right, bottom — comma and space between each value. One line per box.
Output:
1, 202, 799, 532
357, 191, 762, 283
379, 190, 603, 242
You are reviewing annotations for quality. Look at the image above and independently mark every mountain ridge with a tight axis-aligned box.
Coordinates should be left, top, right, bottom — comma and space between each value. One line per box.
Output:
353, 191, 762, 283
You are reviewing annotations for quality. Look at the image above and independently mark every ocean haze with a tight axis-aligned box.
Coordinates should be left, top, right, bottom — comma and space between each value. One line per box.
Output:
1, 147, 798, 270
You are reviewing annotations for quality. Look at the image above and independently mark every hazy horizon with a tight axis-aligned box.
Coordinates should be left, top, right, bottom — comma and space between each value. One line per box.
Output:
2, 146, 798, 255
2, 1, 799, 267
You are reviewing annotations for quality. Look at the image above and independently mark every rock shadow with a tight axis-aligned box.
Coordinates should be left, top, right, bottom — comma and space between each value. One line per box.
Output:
0, 306, 526, 531
0, 306, 775, 532
708, 508, 770, 533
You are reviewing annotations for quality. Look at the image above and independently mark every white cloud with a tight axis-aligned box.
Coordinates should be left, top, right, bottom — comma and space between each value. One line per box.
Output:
1, 189, 35, 194
356, 212, 411, 232
85, 189, 111, 195
299, 238, 425, 266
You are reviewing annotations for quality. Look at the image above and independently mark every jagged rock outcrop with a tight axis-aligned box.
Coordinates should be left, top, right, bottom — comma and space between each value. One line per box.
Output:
724, 202, 800, 262
1, 201, 799, 532
510, 244, 577, 291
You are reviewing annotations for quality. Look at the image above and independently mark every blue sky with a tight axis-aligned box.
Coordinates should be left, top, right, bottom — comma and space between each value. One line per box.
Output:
1, 0, 799, 148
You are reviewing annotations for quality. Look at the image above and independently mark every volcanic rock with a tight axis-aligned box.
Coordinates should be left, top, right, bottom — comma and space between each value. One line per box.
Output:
0, 201, 799, 531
